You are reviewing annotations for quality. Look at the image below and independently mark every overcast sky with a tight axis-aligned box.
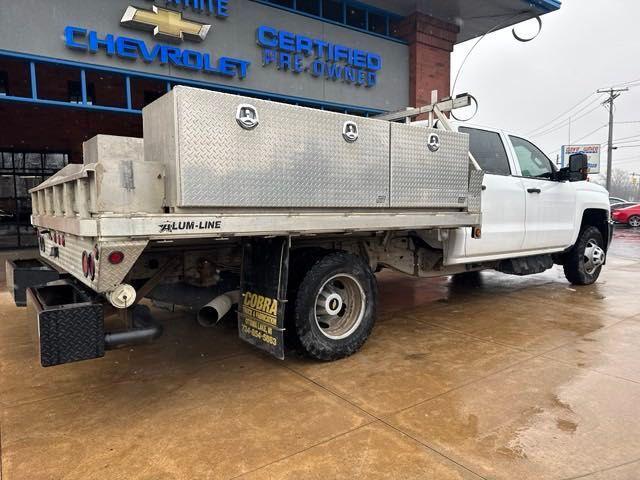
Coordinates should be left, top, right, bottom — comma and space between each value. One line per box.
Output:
450, 0, 640, 176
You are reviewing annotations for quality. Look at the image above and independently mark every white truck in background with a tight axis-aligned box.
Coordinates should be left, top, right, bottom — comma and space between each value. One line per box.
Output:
18, 87, 611, 367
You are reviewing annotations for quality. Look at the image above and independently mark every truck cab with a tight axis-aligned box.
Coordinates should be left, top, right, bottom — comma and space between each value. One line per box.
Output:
418, 123, 612, 268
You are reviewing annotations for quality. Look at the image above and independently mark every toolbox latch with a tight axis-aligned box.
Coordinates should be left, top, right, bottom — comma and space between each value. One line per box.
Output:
343, 121, 359, 143
236, 104, 259, 130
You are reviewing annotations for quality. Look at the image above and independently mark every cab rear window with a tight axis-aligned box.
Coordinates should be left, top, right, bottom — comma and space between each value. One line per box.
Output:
459, 127, 511, 175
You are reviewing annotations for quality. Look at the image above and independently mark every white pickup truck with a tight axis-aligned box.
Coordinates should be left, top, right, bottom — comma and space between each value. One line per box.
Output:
20, 87, 612, 367
436, 123, 611, 282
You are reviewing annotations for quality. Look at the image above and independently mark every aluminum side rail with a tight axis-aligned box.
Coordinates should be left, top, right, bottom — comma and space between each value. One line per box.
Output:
32, 210, 481, 241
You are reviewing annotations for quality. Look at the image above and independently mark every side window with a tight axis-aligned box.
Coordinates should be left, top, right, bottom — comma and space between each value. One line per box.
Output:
459, 127, 511, 175
509, 136, 554, 179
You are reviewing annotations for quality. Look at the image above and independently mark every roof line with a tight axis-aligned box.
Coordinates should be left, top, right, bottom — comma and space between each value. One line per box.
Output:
523, 0, 562, 12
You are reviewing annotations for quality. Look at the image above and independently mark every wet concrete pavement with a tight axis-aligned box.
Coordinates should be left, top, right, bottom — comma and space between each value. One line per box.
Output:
609, 225, 640, 259
1, 233, 639, 479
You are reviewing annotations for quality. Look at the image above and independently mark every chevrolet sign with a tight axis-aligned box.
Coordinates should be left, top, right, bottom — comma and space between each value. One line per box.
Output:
121, 5, 211, 42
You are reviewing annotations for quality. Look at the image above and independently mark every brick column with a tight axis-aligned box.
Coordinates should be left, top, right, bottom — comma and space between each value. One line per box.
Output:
397, 13, 459, 107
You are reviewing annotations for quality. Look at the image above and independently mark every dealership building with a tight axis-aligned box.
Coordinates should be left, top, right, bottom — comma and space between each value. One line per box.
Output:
0, 0, 559, 249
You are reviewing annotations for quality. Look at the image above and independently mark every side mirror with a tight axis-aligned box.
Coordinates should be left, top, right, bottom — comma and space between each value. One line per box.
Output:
569, 153, 589, 181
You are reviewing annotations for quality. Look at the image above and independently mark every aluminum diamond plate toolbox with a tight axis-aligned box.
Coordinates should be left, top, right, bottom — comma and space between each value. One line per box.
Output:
144, 87, 391, 209
390, 124, 470, 209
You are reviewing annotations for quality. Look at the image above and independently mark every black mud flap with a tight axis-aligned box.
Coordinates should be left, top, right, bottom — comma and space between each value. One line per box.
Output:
238, 237, 290, 360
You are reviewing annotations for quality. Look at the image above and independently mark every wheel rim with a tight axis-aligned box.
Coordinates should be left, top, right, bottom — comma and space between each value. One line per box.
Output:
583, 239, 605, 275
314, 274, 366, 340
630, 216, 640, 228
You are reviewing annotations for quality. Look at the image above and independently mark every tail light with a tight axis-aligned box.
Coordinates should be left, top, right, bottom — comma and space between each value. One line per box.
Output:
82, 251, 95, 280
87, 254, 95, 280
82, 251, 89, 277
108, 251, 125, 265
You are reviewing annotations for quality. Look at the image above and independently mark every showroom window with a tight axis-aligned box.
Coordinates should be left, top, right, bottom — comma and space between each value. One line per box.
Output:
0, 71, 8, 96
68, 80, 96, 105
0, 152, 68, 249
258, 0, 404, 41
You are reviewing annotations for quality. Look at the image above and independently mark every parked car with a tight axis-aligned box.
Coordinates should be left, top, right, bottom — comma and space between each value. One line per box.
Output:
610, 196, 628, 205
612, 204, 640, 227
611, 202, 638, 211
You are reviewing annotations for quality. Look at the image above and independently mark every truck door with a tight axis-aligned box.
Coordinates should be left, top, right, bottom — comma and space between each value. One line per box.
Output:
459, 127, 526, 258
508, 135, 577, 250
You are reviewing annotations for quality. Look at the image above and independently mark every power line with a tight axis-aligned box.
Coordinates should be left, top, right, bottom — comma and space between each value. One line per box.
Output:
614, 139, 640, 146
609, 133, 640, 144
531, 101, 605, 138
527, 95, 603, 136
569, 124, 607, 144
527, 76, 640, 138
525, 93, 598, 135
612, 76, 640, 88
526, 75, 640, 138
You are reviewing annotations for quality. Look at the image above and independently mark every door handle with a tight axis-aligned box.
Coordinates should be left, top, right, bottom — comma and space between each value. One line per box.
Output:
527, 188, 541, 194
481, 185, 487, 191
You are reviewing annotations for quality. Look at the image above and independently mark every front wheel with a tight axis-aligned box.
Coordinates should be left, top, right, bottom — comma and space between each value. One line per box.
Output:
563, 226, 605, 285
629, 215, 640, 228
293, 252, 377, 361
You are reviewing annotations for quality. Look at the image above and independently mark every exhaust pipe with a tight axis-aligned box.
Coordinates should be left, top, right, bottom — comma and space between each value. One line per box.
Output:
197, 291, 241, 327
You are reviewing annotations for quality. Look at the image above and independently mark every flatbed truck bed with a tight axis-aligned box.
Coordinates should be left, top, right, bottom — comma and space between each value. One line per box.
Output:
24, 87, 488, 365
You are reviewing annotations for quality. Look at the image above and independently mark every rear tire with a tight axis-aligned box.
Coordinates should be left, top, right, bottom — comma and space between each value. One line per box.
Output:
563, 226, 605, 285
629, 215, 640, 228
293, 252, 377, 361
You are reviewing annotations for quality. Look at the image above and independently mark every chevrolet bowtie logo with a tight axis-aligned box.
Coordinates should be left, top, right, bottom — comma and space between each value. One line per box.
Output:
121, 5, 211, 42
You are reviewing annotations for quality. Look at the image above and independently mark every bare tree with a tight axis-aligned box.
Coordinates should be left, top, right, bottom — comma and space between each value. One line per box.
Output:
593, 169, 640, 201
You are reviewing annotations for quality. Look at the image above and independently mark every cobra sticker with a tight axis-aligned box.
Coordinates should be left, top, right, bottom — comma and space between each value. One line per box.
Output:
240, 292, 280, 347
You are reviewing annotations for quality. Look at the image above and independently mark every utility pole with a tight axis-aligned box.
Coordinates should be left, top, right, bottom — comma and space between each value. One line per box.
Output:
598, 87, 628, 191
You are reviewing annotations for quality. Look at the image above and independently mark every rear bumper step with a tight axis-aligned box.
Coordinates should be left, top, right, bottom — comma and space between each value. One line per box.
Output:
26, 280, 163, 367
6, 258, 61, 307
27, 280, 104, 367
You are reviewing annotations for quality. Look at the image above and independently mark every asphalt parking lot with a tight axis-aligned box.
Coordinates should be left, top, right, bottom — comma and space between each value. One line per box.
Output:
1, 228, 639, 480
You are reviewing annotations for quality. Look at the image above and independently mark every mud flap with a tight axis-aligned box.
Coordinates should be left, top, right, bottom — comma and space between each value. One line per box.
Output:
238, 237, 290, 360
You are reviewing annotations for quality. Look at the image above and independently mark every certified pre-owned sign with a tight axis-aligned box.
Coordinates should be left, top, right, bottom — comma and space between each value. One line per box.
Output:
257, 25, 383, 88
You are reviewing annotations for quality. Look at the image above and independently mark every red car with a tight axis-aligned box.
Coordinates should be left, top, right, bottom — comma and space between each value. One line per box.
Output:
612, 204, 640, 227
